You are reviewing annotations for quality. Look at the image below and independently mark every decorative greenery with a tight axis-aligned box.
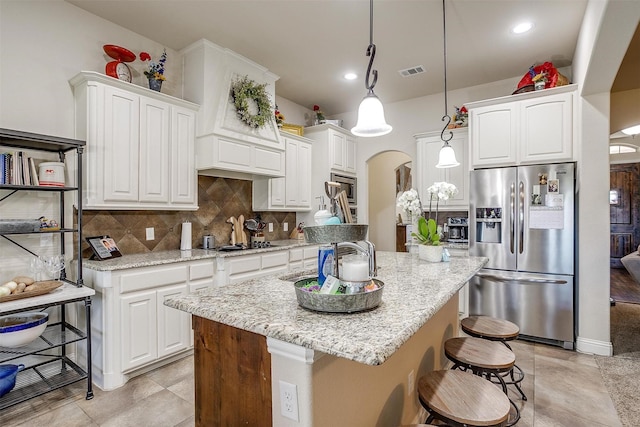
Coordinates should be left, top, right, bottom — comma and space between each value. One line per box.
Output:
412, 217, 440, 246
140, 49, 167, 81
231, 76, 273, 129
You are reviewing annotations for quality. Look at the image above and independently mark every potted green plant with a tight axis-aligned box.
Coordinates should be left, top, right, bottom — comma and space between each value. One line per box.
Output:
414, 181, 458, 262
412, 216, 443, 262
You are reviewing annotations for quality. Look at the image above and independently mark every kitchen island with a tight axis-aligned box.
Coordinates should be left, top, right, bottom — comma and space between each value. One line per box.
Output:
165, 252, 487, 426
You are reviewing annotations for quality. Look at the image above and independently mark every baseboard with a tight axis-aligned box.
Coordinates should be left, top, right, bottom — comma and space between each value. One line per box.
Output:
576, 336, 613, 356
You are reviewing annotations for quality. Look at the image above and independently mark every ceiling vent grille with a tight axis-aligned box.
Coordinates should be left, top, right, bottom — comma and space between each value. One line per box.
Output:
399, 65, 426, 77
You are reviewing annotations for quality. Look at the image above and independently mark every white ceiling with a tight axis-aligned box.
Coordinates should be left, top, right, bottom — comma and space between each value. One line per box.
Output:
66, 0, 593, 116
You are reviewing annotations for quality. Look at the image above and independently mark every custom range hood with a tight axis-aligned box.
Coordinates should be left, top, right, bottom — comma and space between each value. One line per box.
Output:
182, 39, 284, 179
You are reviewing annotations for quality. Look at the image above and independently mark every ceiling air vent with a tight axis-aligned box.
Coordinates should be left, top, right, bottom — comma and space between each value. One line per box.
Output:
399, 65, 426, 77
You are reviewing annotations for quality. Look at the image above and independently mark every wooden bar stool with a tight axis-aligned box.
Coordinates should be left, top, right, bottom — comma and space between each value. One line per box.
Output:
417, 370, 511, 427
444, 337, 520, 425
461, 316, 527, 401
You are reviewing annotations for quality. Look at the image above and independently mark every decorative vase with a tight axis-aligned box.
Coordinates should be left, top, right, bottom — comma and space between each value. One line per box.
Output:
419, 244, 443, 262
148, 78, 162, 92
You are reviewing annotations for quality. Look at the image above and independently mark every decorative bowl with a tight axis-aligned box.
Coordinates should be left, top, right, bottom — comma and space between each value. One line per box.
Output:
0, 364, 25, 397
303, 224, 368, 244
294, 277, 384, 313
0, 312, 48, 348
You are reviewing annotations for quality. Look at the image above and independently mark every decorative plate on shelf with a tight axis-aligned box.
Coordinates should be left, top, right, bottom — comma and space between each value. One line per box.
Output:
0, 281, 62, 303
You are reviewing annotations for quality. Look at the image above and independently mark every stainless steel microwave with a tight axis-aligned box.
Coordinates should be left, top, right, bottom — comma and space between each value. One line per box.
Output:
330, 173, 357, 205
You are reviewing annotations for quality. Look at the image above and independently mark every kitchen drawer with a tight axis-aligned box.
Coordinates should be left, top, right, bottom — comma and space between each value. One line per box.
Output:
262, 252, 288, 269
190, 260, 215, 280
227, 255, 262, 276
119, 265, 188, 293
289, 248, 303, 262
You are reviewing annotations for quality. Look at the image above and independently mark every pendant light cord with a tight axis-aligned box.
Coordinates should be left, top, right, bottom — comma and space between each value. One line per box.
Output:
440, 0, 453, 144
364, 0, 378, 92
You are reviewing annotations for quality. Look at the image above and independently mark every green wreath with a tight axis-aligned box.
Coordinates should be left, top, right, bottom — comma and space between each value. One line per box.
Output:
231, 76, 273, 129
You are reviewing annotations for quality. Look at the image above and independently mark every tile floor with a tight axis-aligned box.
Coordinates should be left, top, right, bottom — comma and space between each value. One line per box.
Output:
0, 340, 622, 427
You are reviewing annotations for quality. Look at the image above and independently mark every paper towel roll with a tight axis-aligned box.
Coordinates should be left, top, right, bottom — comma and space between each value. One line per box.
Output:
180, 222, 192, 251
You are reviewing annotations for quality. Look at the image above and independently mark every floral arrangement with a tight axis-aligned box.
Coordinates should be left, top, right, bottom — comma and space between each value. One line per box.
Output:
274, 107, 285, 127
140, 49, 167, 81
313, 104, 325, 122
231, 75, 273, 129
401, 182, 457, 246
397, 188, 422, 219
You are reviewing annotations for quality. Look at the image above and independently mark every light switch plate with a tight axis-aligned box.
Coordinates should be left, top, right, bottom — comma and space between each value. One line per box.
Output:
283, 222, 288, 232
146, 227, 154, 241
269, 223, 273, 232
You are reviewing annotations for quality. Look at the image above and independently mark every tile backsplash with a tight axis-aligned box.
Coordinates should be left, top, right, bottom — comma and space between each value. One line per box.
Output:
80, 176, 296, 258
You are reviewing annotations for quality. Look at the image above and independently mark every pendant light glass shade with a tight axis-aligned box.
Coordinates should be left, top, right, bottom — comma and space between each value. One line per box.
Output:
352, 0, 391, 138
435, 143, 459, 168
351, 92, 392, 137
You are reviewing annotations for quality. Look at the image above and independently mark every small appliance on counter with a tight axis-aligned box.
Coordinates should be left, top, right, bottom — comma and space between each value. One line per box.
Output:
446, 217, 468, 243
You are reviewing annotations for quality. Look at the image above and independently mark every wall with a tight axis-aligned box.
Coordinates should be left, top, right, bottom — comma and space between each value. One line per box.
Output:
368, 151, 412, 252
80, 176, 295, 258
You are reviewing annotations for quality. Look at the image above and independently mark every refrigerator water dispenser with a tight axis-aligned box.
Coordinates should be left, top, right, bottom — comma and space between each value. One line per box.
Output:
475, 208, 502, 243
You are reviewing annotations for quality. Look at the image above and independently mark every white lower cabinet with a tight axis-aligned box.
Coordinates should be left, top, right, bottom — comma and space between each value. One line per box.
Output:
289, 245, 319, 270
84, 259, 216, 390
222, 251, 290, 284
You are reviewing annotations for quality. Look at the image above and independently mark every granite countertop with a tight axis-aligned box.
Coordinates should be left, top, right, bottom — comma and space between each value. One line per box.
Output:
82, 239, 313, 271
164, 252, 488, 366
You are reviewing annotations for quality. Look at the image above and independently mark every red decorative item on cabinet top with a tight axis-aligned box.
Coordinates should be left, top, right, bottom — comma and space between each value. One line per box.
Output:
103, 44, 136, 83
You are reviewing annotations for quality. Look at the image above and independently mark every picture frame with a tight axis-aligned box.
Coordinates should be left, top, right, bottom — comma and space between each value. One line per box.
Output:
547, 179, 559, 193
86, 235, 122, 260
280, 123, 304, 136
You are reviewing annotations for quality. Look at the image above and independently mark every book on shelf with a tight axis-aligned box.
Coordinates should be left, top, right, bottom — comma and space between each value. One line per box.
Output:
0, 151, 42, 186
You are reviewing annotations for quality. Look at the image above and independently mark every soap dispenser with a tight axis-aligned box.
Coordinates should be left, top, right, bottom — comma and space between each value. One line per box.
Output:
314, 196, 333, 225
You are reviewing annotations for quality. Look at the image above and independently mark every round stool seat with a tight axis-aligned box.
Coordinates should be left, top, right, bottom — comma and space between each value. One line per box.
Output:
418, 370, 510, 427
461, 316, 519, 341
445, 337, 515, 372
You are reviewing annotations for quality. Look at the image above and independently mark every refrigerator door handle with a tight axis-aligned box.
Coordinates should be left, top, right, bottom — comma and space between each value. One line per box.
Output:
476, 272, 568, 285
510, 182, 515, 254
519, 180, 525, 254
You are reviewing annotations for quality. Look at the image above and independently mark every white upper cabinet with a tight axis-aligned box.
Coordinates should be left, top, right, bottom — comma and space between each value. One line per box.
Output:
467, 85, 576, 168
415, 127, 469, 211
70, 72, 199, 210
306, 124, 357, 175
252, 133, 313, 211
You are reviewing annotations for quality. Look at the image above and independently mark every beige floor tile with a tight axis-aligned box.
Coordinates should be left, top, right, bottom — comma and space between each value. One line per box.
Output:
100, 389, 194, 427
144, 354, 194, 388
174, 415, 195, 427
74, 375, 165, 425
511, 339, 536, 375
535, 403, 622, 427
536, 342, 599, 368
167, 375, 195, 402
14, 401, 98, 427
0, 388, 70, 426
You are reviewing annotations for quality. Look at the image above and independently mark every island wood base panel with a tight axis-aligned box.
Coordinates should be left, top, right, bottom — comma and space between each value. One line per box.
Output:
193, 316, 272, 427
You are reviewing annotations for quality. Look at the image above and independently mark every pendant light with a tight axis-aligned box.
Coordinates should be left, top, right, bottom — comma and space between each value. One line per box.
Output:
351, 0, 392, 137
435, 0, 460, 168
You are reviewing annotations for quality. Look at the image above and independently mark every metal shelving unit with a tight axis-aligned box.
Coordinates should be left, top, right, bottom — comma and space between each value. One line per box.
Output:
0, 128, 93, 409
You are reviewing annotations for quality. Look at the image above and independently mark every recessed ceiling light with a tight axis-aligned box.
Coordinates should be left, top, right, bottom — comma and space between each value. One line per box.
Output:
512, 22, 533, 34
344, 73, 358, 80
622, 124, 640, 135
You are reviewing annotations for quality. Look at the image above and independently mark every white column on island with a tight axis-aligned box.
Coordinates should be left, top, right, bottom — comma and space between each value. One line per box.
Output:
267, 338, 325, 427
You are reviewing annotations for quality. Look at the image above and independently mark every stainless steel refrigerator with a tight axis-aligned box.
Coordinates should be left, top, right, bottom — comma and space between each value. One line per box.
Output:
469, 162, 575, 349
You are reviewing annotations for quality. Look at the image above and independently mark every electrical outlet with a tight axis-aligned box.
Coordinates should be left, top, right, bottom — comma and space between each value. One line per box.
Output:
283, 222, 288, 232
279, 380, 299, 421
408, 370, 415, 396
268, 223, 273, 232
145, 227, 155, 241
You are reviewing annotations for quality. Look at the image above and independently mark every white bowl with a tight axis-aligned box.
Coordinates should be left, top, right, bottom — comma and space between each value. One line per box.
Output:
0, 312, 48, 348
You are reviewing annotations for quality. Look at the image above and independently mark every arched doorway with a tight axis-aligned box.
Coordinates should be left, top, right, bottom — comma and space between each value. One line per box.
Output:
367, 151, 412, 252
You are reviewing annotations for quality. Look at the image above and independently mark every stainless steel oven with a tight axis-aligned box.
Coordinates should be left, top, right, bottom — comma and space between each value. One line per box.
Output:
330, 173, 357, 205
